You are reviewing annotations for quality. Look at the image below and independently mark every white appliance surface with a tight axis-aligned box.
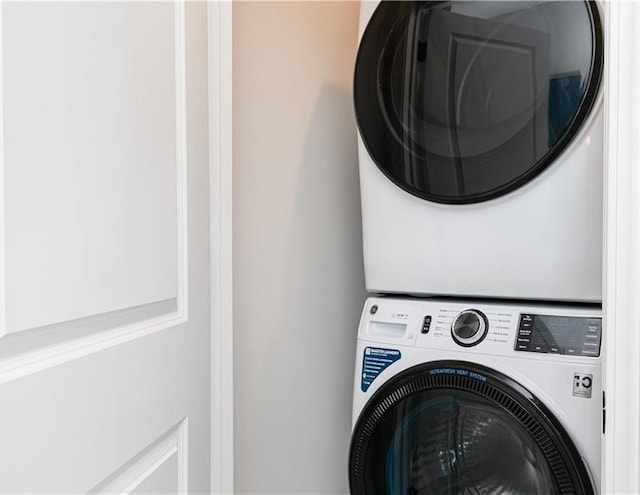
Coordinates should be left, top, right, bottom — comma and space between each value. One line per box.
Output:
356, 1, 604, 302
352, 296, 603, 491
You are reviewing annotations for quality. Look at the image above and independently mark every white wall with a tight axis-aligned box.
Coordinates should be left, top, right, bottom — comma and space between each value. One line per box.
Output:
232, 2, 364, 494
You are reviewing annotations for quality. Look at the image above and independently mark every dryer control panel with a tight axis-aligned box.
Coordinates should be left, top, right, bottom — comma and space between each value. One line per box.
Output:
515, 314, 602, 357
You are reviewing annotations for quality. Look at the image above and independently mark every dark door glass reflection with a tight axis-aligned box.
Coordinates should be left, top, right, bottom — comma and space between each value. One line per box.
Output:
354, 1, 603, 203
367, 392, 557, 494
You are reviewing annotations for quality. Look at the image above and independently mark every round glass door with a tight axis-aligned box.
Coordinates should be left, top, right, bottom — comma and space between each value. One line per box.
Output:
349, 361, 595, 494
354, 1, 603, 204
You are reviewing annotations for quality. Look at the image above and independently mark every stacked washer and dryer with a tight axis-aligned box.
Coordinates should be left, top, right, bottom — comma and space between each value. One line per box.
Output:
349, 1, 605, 494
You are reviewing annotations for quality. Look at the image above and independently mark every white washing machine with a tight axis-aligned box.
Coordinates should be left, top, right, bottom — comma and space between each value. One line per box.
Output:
354, 1, 604, 302
350, 296, 603, 494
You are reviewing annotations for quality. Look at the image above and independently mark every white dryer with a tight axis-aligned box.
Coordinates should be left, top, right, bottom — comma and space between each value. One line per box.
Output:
354, 1, 604, 302
350, 296, 603, 494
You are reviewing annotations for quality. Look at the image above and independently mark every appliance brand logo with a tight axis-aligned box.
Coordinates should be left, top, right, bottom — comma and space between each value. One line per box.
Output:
573, 373, 593, 398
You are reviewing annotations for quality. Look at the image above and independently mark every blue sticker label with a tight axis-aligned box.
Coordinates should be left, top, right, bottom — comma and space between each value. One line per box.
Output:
361, 347, 401, 392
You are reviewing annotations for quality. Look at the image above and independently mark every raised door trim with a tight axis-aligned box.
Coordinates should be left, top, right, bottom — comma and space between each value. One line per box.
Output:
603, 2, 640, 493
208, 2, 234, 494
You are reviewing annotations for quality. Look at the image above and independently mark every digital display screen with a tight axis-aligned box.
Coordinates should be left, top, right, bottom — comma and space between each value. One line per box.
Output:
515, 314, 601, 357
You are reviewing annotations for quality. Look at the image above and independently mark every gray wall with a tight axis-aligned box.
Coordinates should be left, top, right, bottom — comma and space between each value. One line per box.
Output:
232, 2, 365, 494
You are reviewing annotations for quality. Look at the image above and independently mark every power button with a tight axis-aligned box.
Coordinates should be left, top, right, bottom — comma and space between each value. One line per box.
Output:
422, 316, 432, 334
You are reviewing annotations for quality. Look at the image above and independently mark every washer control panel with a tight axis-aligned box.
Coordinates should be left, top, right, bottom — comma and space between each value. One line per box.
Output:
359, 297, 602, 360
515, 314, 602, 357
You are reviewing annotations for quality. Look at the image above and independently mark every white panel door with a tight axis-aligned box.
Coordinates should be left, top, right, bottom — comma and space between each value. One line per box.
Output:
0, 2, 211, 493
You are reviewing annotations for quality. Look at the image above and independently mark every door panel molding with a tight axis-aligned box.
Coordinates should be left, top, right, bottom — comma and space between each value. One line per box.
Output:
0, 325, 187, 493
89, 419, 189, 495
0, 302, 186, 385
0, 2, 189, 384
174, 0, 189, 325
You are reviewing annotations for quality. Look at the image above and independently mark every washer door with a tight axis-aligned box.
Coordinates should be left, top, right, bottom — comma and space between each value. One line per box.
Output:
349, 361, 595, 494
354, 1, 603, 204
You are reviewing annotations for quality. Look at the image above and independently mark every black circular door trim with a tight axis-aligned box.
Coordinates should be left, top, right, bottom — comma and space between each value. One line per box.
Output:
353, 1, 604, 205
349, 360, 595, 494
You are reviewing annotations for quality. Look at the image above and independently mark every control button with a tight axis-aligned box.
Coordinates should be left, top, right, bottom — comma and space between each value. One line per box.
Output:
582, 348, 600, 357
421, 315, 432, 334
587, 321, 601, 331
533, 344, 548, 353
566, 347, 579, 355
451, 310, 488, 347
549, 346, 562, 353
516, 343, 530, 351
519, 314, 534, 329
585, 333, 599, 340
517, 337, 531, 344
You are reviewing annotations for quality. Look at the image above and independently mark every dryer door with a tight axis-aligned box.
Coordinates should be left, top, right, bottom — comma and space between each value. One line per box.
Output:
349, 361, 595, 494
354, 1, 603, 204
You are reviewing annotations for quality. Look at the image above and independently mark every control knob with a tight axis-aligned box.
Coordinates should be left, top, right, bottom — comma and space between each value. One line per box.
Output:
451, 309, 488, 347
